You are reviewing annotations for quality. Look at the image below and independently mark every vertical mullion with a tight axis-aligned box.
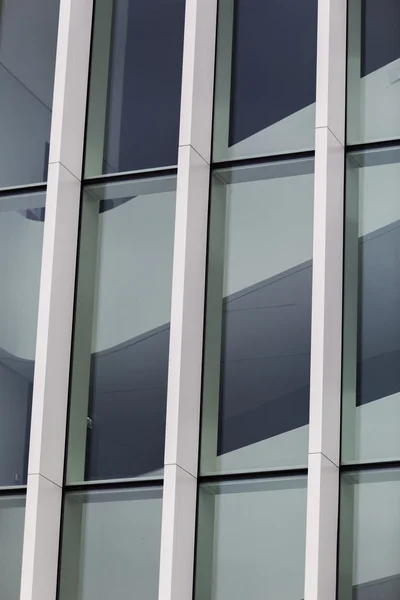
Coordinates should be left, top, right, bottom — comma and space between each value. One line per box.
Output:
19, 1, 93, 599
157, 1, 218, 599
304, 0, 347, 599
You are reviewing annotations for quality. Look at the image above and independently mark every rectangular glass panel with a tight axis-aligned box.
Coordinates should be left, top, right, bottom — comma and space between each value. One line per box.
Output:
85, 0, 185, 178
58, 486, 162, 600
338, 469, 400, 599
194, 476, 307, 600
0, 0, 60, 187
200, 159, 314, 476
66, 174, 176, 484
342, 147, 400, 464
213, 0, 317, 163
0, 495, 26, 600
347, 0, 400, 145
0, 188, 46, 486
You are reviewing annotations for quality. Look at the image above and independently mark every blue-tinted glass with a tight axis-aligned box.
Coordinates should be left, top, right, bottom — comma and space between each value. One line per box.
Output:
85, 0, 185, 177
0, 496, 25, 600
0, 0, 59, 187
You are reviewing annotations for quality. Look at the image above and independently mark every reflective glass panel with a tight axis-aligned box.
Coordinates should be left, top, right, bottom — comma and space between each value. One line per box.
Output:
0, 495, 25, 600
85, 0, 185, 177
0, 188, 46, 486
0, 0, 60, 187
213, 0, 317, 162
338, 469, 400, 599
200, 159, 314, 476
195, 476, 307, 600
66, 174, 176, 483
58, 486, 162, 600
347, 0, 400, 145
342, 147, 400, 464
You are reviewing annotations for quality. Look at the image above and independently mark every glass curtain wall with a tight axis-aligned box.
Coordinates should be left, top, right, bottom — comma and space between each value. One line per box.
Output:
58, 0, 185, 597
339, 2, 400, 597
0, 0, 59, 595
195, 1, 317, 598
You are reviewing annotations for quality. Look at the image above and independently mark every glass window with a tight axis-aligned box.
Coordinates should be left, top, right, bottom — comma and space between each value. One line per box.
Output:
213, 0, 317, 163
0, 188, 46, 486
58, 486, 162, 600
66, 174, 176, 484
0, 0, 60, 188
85, 0, 186, 178
347, 0, 400, 145
200, 158, 314, 476
194, 476, 307, 600
342, 147, 400, 465
0, 495, 25, 600
338, 468, 400, 599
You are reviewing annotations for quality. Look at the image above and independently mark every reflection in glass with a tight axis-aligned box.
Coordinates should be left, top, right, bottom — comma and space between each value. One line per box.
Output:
195, 476, 307, 600
58, 486, 162, 600
338, 469, 400, 599
66, 174, 176, 483
213, 0, 317, 162
0, 0, 60, 187
347, 0, 400, 145
0, 495, 25, 600
85, 0, 185, 177
0, 188, 46, 486
200, 159, 314, 475
342, 147, 400, 465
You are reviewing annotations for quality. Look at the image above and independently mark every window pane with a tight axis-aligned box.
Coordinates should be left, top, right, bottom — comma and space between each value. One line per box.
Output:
195, 476, 307, 600
213, 0, 317, 163
58, 486, 162, 600
85, 0, 185, 177
0, 0, 60, 188
0, 495, 25, 600
338, 469, 400, 599
0, 189, 46, 486
200, 159, 314, 476
342, 147, 400, 464
66, 174, 176, 483
347, 0, 400, 145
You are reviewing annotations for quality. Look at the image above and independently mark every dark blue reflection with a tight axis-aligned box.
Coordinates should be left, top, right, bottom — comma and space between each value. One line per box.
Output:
103, 0, 185, 174
361, 0, 400, 77
229, 0, 318, 146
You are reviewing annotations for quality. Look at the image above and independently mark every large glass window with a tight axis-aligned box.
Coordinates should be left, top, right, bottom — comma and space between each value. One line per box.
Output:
66, 173, 176, 484
342, 146, 400, 465
194, 476, 307, 600
338, 468, 400, 599
0, 495, 26, 600
213, 0, 317, 163
0, 188, 46, 486
58, 486, 162, 600
347, 0, 400, 145
85, 0, 186, 178
0, 0, 60, 188
200, 158, 314, 475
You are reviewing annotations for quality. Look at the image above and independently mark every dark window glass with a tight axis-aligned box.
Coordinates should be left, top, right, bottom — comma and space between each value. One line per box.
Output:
0, 188, 46, 486
200, 158, 314, 476
0, 495, 25, 600
195, 477, 307, 600
338, 469, 400, 599
342, 146, 400, 464
66, 174, 176, 483
0, 0, 60, 187
347, 0, 400, 144
58, 487, 162, 600
213, 0, 317, 162
85, 0, 186, 177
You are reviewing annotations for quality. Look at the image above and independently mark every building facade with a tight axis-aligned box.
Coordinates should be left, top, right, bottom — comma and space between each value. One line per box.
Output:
0, 0, 398, 598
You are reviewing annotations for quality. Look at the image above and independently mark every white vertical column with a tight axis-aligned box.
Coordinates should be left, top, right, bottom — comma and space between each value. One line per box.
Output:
304, 1, 347, 600
158, 1, 218, 599
19, 1, 93, 599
